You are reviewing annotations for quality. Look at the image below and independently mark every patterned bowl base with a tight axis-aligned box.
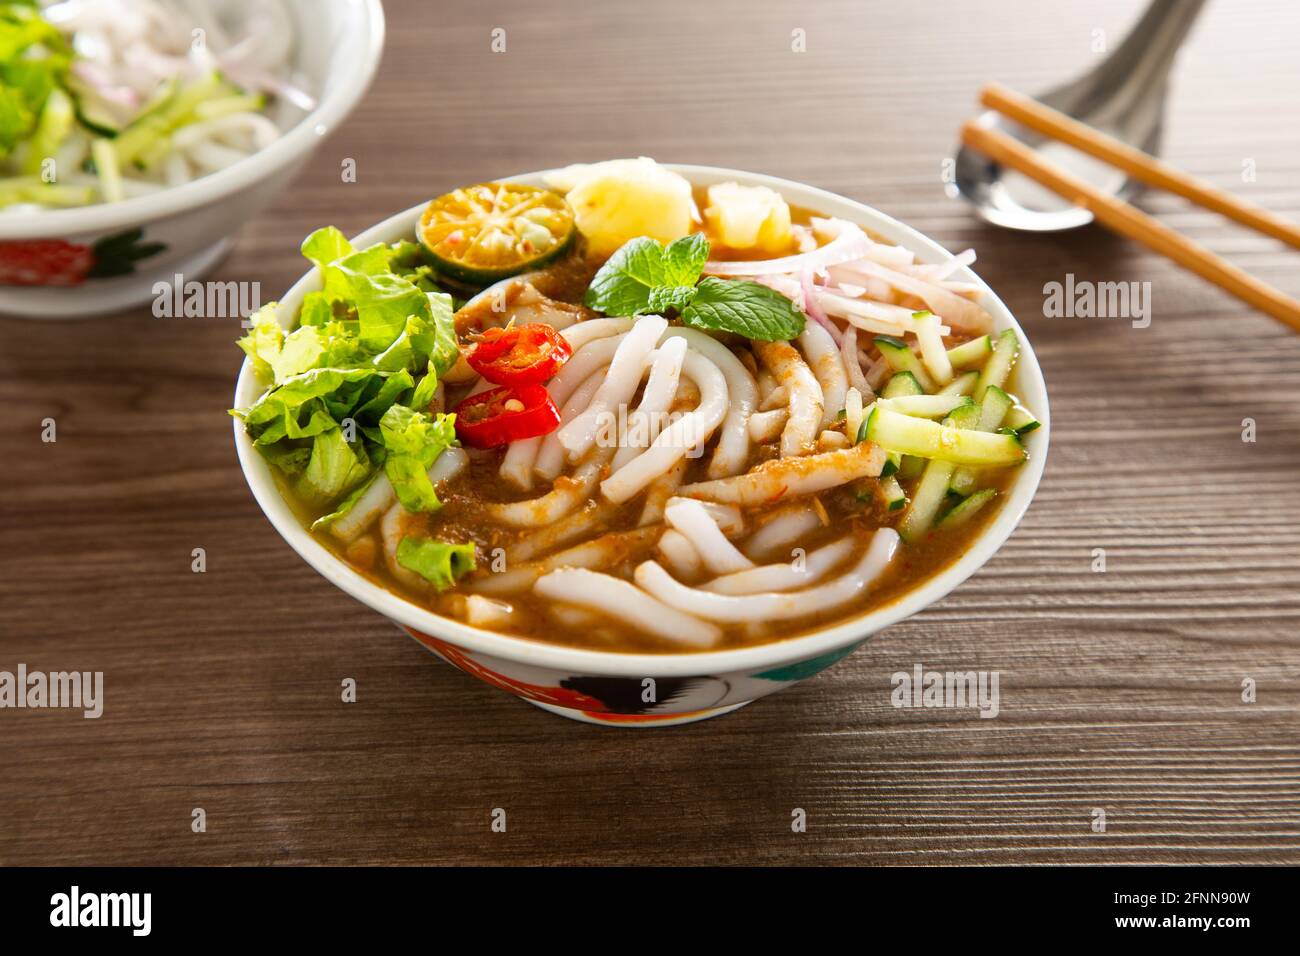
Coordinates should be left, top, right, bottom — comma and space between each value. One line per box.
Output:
524, 699, 752, 727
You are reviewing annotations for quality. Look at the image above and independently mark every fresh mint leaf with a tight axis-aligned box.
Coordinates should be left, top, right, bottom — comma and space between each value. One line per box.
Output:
583, 237, 660, 315
659, 233, 710, 286
647, 284, 697, 313
584, 233, 711, 316
680, 277, 806, 342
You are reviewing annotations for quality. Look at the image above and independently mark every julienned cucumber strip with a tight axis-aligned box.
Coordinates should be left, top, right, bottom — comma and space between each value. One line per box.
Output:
857, 409, 900, 477
951, 386, 1014, 495
859, 399, 931, 479
940, 488, 997, 528
946, 334, 992, 369
1003, 404, 1041, 434
114, 73, 231, 167
946, 401, 981, 430
881, 371, 924, 399
23, 89, 74, 176
897, 455, 925, 480
899, 458, 955, 541
880, 474, 907, 511
68, 72, 126, 137
976, 385, 1014, 431
90, 139, 123, 203
195, 93, 267, 122
865, 406, 1025, 467
874, 336, 935, 393
973, 329, 1019, 401
938, 370, 978, 397
881, 394, 973, 419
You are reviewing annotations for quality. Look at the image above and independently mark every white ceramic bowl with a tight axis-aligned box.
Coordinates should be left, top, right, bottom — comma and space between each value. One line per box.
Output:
233, 165, 1051, 727
0, 0, 385, 319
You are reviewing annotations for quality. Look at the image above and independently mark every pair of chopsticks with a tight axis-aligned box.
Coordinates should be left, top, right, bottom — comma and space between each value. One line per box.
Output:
960, 82, 1300, 333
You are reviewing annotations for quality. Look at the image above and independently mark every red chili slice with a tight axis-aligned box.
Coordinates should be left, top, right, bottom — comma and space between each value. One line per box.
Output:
465, 323, 573, 387
452, 384, 561, 448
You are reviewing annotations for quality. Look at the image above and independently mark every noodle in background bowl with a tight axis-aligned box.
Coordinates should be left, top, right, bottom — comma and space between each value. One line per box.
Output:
233, 165, 1051, 727
0, 0, 385, 319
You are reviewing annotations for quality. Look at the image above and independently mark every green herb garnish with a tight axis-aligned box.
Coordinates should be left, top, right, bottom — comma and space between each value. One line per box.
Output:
583, 234, 805, 341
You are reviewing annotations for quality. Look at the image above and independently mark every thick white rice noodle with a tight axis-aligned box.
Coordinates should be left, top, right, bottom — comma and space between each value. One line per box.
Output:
633, 528, 899, 622
534, 568, 721, 646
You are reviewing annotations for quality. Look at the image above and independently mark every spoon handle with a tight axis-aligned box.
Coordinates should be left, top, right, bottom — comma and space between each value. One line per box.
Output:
1077, 0, 1208, 123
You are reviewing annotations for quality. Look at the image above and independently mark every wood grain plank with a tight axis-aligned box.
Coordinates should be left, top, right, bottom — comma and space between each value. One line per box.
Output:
2, 0, 1299, 867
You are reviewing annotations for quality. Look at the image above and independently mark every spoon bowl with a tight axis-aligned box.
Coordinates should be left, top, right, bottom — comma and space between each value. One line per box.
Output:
949, 0, 1204, 232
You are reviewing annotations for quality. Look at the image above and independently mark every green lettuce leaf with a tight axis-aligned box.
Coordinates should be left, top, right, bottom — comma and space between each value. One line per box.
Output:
236, 303, 285, 381
0, 3, 72, 157
395, 537, 477, 590
309, 471, 381, 533
379, 404, 457, 513
422, 291, 458, 376
296, 427, 370, 508
235, 227, 463, 527
270, 324, 328, 382
409, 361, 441, 412
297, 290, 335, 327
255, 441, 312, 477
355, 368, 415, 422
301, 226, 353, 275
389, 239, 443, 293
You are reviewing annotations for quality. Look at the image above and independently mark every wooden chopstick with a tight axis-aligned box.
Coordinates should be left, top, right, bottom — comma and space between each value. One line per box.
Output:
960, 119, 1300, 334
980, 82, 1300, 251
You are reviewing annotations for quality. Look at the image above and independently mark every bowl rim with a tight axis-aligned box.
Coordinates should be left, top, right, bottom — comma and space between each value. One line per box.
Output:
0, 0, 387, 240
233, 163, 1051, 678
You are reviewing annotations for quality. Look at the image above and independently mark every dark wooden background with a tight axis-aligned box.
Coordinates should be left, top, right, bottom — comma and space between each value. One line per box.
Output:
3, 0, 1299, 866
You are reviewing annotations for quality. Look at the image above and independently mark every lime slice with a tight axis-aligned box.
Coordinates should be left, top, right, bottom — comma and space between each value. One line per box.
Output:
418, 183, 576, 285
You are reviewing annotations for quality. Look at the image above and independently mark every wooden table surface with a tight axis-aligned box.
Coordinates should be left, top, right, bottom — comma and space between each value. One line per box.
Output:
3, 0, 1299, 866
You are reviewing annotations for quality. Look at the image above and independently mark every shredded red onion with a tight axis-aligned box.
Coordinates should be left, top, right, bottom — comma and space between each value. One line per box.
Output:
799, 268, 841, 344
220, 63, 317, 112
71, 61, 139, 110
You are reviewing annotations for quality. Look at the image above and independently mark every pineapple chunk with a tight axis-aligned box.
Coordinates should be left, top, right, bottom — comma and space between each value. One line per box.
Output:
546, 157, 694, 257
703, 182, 793, 254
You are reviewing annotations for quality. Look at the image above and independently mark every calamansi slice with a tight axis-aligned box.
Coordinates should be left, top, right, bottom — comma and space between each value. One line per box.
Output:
418, 183, 576, 285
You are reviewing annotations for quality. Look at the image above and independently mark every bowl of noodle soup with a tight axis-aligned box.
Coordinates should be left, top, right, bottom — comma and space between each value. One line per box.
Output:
0, 0, 384, 318
233, 164, 1049, 727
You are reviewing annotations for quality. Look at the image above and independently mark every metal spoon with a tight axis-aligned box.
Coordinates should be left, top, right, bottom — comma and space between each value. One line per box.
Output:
949, 0, 1207, 232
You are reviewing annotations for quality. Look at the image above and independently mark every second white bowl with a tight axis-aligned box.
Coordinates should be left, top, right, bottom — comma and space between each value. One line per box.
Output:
0, 0, 386, 319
